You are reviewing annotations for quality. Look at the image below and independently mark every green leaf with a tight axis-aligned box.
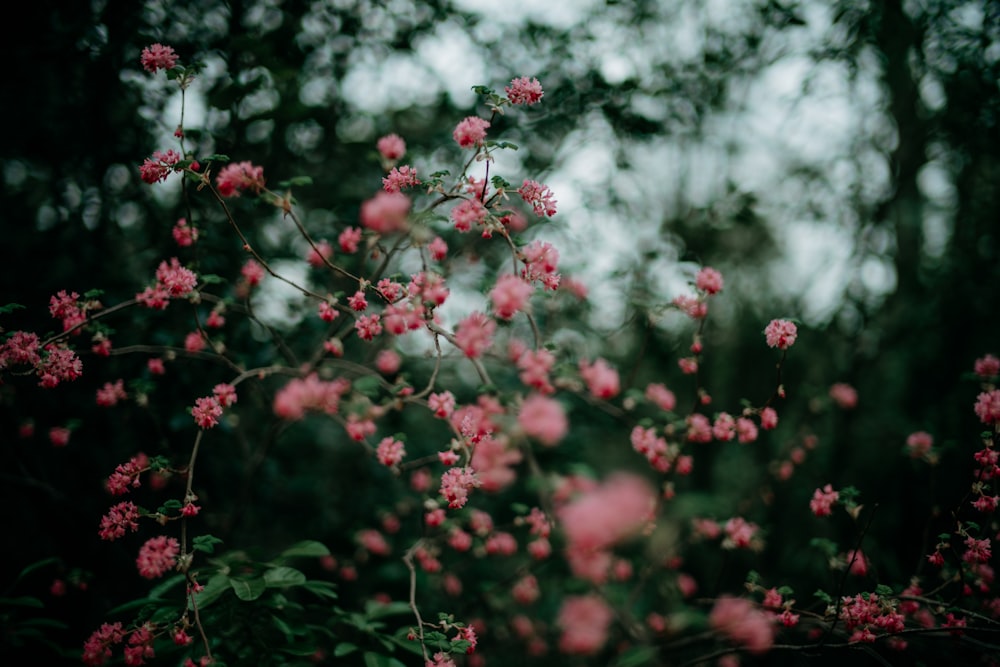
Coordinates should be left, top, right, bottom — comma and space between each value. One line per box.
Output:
199, 273, 225, 285
230, 577, 266, 601
364, 600, 412, 619
279, 540, 330, 559
192, 534, 224, 554
0, 303, 26, 315
149, 574, 186, 599
278, 176, 313, 187
11, 558, 60, 588
301, 580, 338, 601
264, 566, 307, 588
875, 584, 894, 596
202, 154, 231, 163
0, 596, 43, 609
814, 589, 833, 604
189, 573, 230, 610
335, 643, 358, 657
363, 652, 406, 667
353, 375, 382, 397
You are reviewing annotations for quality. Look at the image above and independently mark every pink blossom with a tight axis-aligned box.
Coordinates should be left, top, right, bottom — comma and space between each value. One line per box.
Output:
518, 348, 556, 394
272, 374, 350, 420
764, 319, 798, 349
241, 259, 265, 287
140, 43, 178, 73
518, 393, 568, 446
963, 536, 992, 564
485, 531, 518, 555
712, 412, 736, 441
172, 218, 199, 246
49, 427, 72, 447
722, 516, 761, 550
975, 354, 1000, 378
830, 382, 859, 409
846, 549, 869, 575
357, 529, 391, 556
307, 239, 334, 267
192, 396, 223, 429
521, 240, 560, 290
136, 536, 179, 579
470, 434, 523, 492
428, 236, 448, 261
83, 622, 125, 666
517, 179, 557, 217
345, 415, 376, 441
736, 417, 759, 443
382, 165, 420, 193
139, 149, 181, 184
810, 484, 839, 517
760, 407, 779, 429
696, 266, 724, 295
439, 466, 481, 509
360, 191, 410, 234
645, 383, 676, 411
708, 596, 776, 655
99, 501, 140, 541
455, 312, 496, 358
376, 437, 406, 467
215, 161, 265, 197
505, 76, 544, 105
338, 226, 363, 253
376, 349, 401, 374
376, 133, 406, 161
512, 574, 540, 605
579, 357, 620, 399
906, 431, 934, 458
686, 413, 712, 442
450, 198, 489, 232
355, 314, 383, 341
1, 331, 41, 368
556, 595, 613, 655
557, 472, 656, 554
37, 345, 83, 387
453, 116, 490, 148
490, 274, 533, 319
155, 257, 198, 297
428, 391, 456, 418
678, 356, 699, 374
975, 389, 1000, 425
95, 379, 127, 407
213, 383, 238, 407
673, 294, 708, 319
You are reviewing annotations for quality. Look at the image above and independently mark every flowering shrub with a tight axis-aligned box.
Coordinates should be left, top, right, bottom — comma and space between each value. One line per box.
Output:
2, 43, 1000, 667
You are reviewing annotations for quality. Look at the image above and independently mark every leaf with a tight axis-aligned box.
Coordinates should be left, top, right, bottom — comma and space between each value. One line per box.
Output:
199, 273, 225, 285
334, 643, 358, 657
0, 596, 43, 609
278, 176, 314, 187
875, 584, 894, 596
0, 303, 26, 315
613, 645, 659, 667
189, 573, 230, 610
201, 154, 231, 163
279, 540, 330, 559
192, 534, 224, 554
814, 589, 833, 604
301, 580, 338, 601
364, 600, 412, 619
149, 574, 186, 599
11, 557, 60, 588
230, 577, 266, 601
353, 375, 382, 397
264, 566, 307, 588
363, 652, 406, 667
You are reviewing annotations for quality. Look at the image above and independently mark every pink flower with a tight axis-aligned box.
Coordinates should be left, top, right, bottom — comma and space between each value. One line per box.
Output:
505, 76, 544, 105
557, 473, 656, 554
450, 198, 489, 232
764, 319, 798, 349
518, 348, 556, 394
360, 191, 410, 234
140, 43, 178, 73
845, 549, 869, 575
975, 389, 1000, 425
810, 484, 839, 517
307, 239, 333, 267
736, 417, 759, 443
975, 354, 1000, 378
556, 595, 613, 655
376, 437, 405, 467
712, 412, 736, 441
172, 218, 199, 246
428, 391, 456, 418
722, 516, 761, 550
579, 358, 620, 399
645, 383, 676, 411
99, 501, 140, 541
96, 379, 128, 407
518, 393, 568, 446
136, 535, 179, 579
339, 226, 362, 253
686, 413, 712, 443
695, 267, 724, 295
355, 314, 383, 341
830, 382, 858, 409
439, 466, 481, 509
213, 383, 238, 407
357, 529, 391, 556
49, 427, 72, 447
490, 274, 533, 320
906, 431, 934, 458
708, 596, 776, 654
215, 161, 265, 197
83, 622, 125, 666
382, 165, 420, 193
156, 257, 198, 297
376, 133, 406, 161
455, 312, 496, 358
760, 407, 779, 429
469, 434, 523, 492
184, 331, 206, 353
453, 116, 490, 148
521, 240, 561, 290
241, 259, 265, 287
517, 179, 557, 217
192, 396, 223, 429
139, 149, 181, 184
428, 236, 448, 261
376, 349, 401, 374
